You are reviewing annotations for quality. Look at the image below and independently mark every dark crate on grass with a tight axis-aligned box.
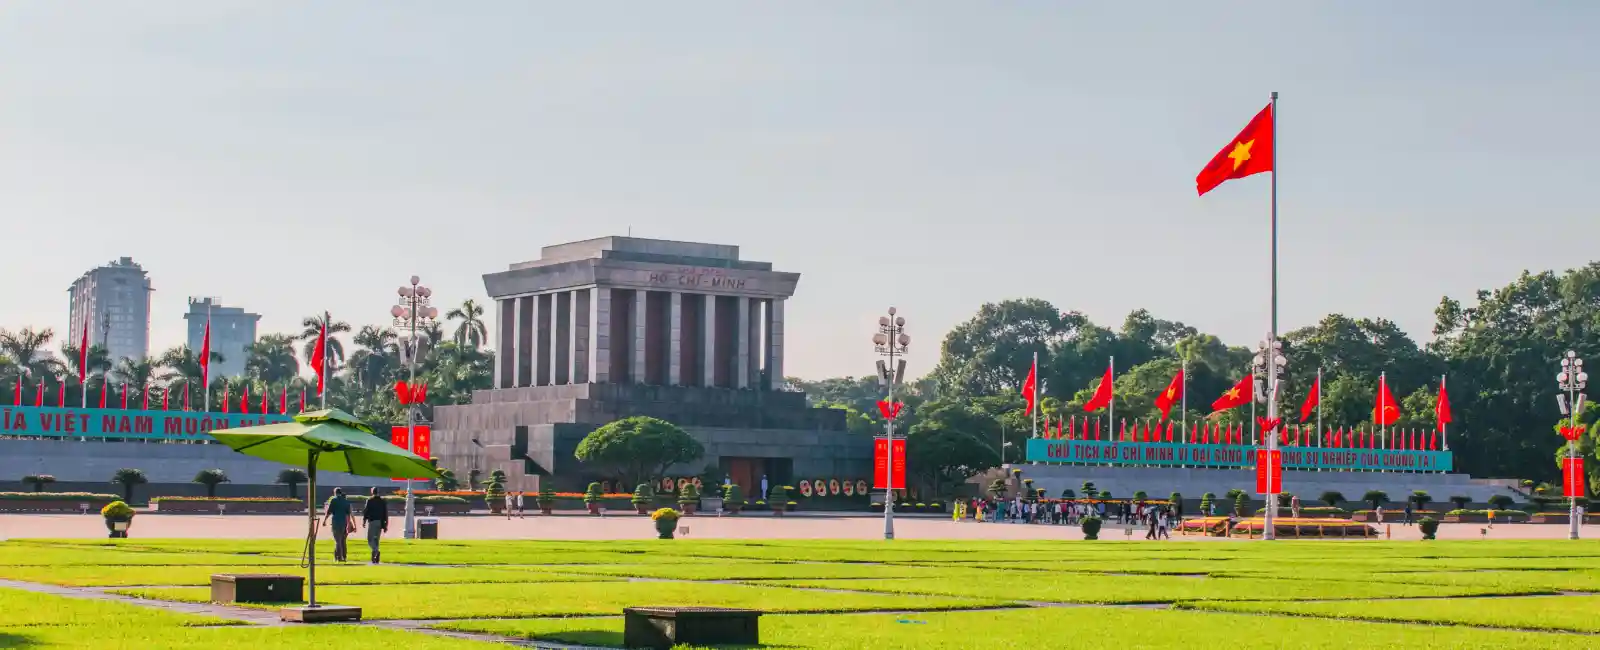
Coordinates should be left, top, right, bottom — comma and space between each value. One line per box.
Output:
211, 574, 303, 603
623, 607, 760, 649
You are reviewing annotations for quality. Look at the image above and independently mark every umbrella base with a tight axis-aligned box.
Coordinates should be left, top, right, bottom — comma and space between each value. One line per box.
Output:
280, 605, 362, 623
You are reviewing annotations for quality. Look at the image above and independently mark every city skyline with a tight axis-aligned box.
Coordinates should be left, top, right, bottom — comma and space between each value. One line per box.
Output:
3, 3, 1598, 380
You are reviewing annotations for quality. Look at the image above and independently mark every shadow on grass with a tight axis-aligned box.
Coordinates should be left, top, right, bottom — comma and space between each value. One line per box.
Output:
0, 631, 42, 648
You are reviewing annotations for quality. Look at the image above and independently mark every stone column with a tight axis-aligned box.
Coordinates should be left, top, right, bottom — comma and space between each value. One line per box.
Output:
668, 292, 683, 385
735, 297, 751, 389
496, 298, 510, 389
746, 297, 761, 388
589, 287, 610, 384
571, 289, 590, 384
766, 298, 785, 388
632, 290, 648, 384
702, 294, 717, 387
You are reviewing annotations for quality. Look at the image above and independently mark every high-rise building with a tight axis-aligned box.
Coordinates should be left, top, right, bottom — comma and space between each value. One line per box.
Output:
67, 257, 153, 364
184, 298, 260, 380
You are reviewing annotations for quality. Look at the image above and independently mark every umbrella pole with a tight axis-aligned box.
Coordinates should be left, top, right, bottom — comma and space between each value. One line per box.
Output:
306, 451, 318, 608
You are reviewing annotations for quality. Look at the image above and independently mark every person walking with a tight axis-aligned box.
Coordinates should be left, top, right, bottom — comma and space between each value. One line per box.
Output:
1403, 501, 1414, 526
514, 492, 525, 519
1291, 495, 1302, 519
361, 487, 389, 564
320, 488, 351, 563
505, 491, 514, 520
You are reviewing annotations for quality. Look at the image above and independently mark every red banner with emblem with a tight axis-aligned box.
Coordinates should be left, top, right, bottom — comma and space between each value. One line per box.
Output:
390, 425, 433, 480
873, 437, 906, 490
1565, 458, 1586, 498
1255, 449, 1282, 495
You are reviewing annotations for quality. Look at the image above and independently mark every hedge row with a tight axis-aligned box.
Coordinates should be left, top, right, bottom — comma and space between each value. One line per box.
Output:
0, 492, 120, 501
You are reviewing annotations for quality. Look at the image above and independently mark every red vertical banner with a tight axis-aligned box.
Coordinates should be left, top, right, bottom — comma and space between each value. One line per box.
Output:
872, 437, 906, 489
412, 425, 431, 460
1564, 458, 1586, 498
1255, 449, 1281, 495
390, 426, 410, 451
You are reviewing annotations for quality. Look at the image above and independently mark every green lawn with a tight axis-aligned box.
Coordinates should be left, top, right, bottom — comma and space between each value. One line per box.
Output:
6, 538, 1600, 648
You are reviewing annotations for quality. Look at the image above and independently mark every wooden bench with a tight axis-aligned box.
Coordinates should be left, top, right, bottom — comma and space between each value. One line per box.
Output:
210, 574, 304, 604
623, 606, 760, 649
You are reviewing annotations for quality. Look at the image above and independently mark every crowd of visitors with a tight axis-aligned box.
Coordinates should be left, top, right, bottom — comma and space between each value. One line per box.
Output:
956, 497, 1181, 537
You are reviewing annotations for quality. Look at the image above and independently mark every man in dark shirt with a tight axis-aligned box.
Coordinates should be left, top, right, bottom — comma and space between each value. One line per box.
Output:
321, 488, 351, 562
361, 487, 389, 564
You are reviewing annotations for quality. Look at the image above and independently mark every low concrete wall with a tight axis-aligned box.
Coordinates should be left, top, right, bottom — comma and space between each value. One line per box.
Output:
0, 438, 393, 496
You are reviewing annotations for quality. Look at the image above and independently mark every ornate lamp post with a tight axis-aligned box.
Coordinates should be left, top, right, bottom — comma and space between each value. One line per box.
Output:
1557, 350, 1587, 540
1251, 335, 1286, 541
873, 308, 910, 541
391, 275, 439, 540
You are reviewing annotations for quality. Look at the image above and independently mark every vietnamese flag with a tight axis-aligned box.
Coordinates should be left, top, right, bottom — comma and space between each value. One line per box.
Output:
310, 320, 329, 395
12, 378, 19, 405
98, 384, 107, 408
78, 321, 90, 386
280, 386, 288, 414
1197, 103, 1274, 196
1435, 380, 1452, 431
1154, 369, 1183, 421
1299, 375, 1320, 423
119, 383, 127, 409
33, 380, 43, 407
161, 388, 169, 411
1020, 358, 1038, 416
198, 320, 212, 389
1082, 363, 1114, 412
241, 384, 250, 414
141, 385, 148, 410
1211, 374, 1254, 412
222, 386, 230, 413
1374, 374, 1400, 426
259, 389, 267, 414
57, 382, 65, 407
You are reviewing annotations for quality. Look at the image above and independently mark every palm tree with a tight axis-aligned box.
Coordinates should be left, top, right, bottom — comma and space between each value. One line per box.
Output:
111, 468, 148, 502
245, 334, 300, 385
157, 345, 225, 388
193, 469, 230, 498
348, 326, 399, 390
22, 474, 56, 493
59, 342, 112, 391
298, 314, 352, 371
0, 327, 57, 383
110, 358, 158, 406
276, 468, 308, 499
446, 299, 488, 348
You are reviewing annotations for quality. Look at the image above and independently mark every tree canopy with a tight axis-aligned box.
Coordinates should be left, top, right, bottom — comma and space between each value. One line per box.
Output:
574, 416, 705, 486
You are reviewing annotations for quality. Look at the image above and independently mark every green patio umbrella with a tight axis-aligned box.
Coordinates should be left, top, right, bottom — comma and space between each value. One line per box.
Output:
210, 408, 441, 611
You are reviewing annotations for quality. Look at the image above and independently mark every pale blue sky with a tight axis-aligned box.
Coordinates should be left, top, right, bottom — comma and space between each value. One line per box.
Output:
2, 2, 1596, 380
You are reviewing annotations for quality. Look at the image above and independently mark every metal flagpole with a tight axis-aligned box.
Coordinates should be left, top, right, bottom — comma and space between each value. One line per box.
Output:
1107, 356, 1115, 439
1316, 367, 1323, 471
1262, 90, 1281, 540
1440, 374, 1448, 450
203, 304, 211, 413
321, 311, 330, 409
1379, 371, 1386, 461
1181, 356, 1188, 443
1032, 352, 1039, 441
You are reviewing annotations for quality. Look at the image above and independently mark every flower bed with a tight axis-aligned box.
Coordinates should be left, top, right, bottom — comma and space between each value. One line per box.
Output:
1253, 507, 1351, 519
1442, 509, 1529, 523
150, 497, 304, 514
1229, 517, 1377, 538
0, 492, 120, 513
1176, 516, 1231, 537
1348, 509, 1439, 522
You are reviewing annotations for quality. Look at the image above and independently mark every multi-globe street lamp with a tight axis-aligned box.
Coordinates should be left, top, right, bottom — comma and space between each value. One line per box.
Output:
1251, 335, 1286, 541
1557, 351, 1588, 541
391, 275, 439, 540
873, 308, 910, 541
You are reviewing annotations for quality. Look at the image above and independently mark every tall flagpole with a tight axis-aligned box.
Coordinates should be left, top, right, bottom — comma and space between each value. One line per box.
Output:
1180, 355, 1188, 443
203, 303, 212, 413
1031, 351, 1039, 440
1107, 355, 1115, 438
1315, 367, 1323, 471
1262, 90, 1281, 540
1380, 371, 1387, 455
321, 311, 330, 409
1440, 374, 1448, 451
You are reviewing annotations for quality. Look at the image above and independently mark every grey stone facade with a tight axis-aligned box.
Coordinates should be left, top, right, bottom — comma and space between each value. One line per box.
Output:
435, 237, 869, 493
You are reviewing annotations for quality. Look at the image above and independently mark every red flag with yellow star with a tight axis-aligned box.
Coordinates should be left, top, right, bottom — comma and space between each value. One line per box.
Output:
1210, 374, 1254, 412
1153, 369, 1183, 421
1196, 104, 1274, 196
1373, 374, 1400, 426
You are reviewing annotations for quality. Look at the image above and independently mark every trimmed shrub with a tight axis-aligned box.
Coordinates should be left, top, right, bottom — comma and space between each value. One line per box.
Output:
631, 483, 655, 508
1487, 494, 1515, 510
1418, 516, 1439, 540
583, 482, 604, 504
724, 484, 746, 507
1319, 491, 1345, 508
1233, 492, 1250, 516
1081, 515, 1103, 540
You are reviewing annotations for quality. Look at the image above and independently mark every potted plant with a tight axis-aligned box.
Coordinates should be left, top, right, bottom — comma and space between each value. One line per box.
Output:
632, 483, 655, 515
1081, 514, 1102, 540
1199, 492, 1215, 515
782, 487, 797, 511
584, 482, 605, 515
723, 484, 745, 514
650, 508, 681, 539
1448, 495, 1472, 511
537, 485, 556, 515
768, 485, 789, 516
101, 500, 135, 538
1418, 516, 1439, 540
677, 481, 700, 515
786, 500, 798, 512
1233, 492, 1250, 517
485, 480, 506, 514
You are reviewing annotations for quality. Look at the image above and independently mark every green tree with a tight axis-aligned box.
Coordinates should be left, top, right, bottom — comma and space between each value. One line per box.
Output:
574, 417, 704, 486
21, 474, 55, 493
348, 326, 399, 390
0, 327, 57, 385
111, 468, 147, 502
193, 469, 230, 498
904, 419, 1001, 498
245, 334, 301, 385
156, 345, 225, 392
276, 468, 308, 499
58, 341, 111, 400
434, 468, 460, 491
1362, 490, 1389, 509
299, 314, 352, 371
445, 299, 488, 348
1319, 491, 1345, 508
110, 358, 158, 404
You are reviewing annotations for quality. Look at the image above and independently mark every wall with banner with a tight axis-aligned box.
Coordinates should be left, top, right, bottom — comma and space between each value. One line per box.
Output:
1026, 438, 1453, 472
0, 405, 293, 441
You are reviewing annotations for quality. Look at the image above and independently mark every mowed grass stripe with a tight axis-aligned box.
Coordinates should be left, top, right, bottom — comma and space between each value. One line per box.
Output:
0, 587, 239, 627
1179, 595, 1600, 634
113, 581, 1010, 620
0, 624, 511, 649
0, 564, 618, 587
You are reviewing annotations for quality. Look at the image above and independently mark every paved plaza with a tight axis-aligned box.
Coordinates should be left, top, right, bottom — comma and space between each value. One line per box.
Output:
4, 512, 1594, 542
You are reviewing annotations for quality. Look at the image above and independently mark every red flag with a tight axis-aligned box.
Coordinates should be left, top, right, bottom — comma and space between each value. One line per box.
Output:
1020, 358, 1038, 416
1165, 421, 1174, 443
99, 383, 107, 408
1410, 429, 1418, 451
1093, 418, 1101, 441
78, 321, 90, 385
222, 386, 230, 413
259, 389, 267, 414
1119, 419, 1127, 441
34, 381, 43, 407
311, 321, 328, 395
1154, 369, 1184, 421
280, 386, 288, 414
161, 388, 169, 411
1299, 375, 1320, 422
1211, 374, 1254, 412
1374, 375, 1400, 426
1428, 428, 1437, 451
198, 320, 212, 389
1435, 381, 1452, 431
11, 378, 19, 405
57, 382, 65, 407
140, 385, 148, 411
300, 389, 306, 412
1196, 103, 1274, 196
182, 383, 190, 411
1082, 364, 1114, 412
241, 385, 250, 414
118, 383, 127, 409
